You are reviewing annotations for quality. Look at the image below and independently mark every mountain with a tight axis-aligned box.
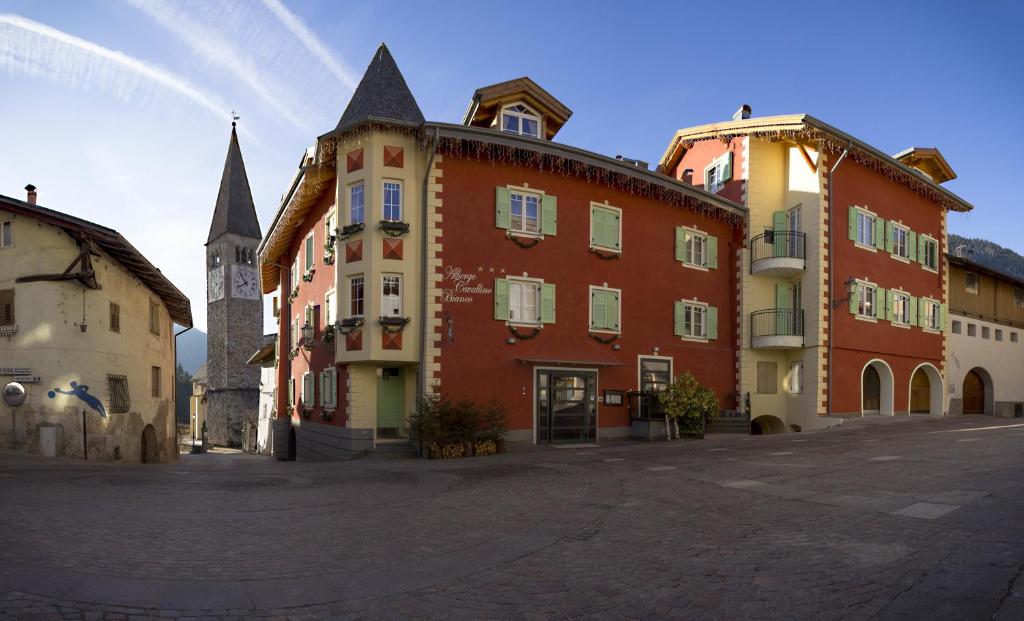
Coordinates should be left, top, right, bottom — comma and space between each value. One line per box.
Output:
175, 328, 207, 374
948, 234, 1024, 280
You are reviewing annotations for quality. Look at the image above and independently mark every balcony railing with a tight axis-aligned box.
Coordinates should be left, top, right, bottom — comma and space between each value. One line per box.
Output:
750, 231, 806, 272
751, 309, 804, 342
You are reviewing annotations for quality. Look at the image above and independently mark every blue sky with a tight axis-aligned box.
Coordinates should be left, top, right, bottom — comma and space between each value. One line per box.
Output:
1, 0, 1021, 333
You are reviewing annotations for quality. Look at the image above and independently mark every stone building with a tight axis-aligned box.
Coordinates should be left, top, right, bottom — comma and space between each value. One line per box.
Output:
0, 186, 192, 462
205, 125, 263, 446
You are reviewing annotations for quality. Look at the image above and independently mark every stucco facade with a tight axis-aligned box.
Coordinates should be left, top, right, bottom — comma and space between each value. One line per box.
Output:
661, 112, 971, 432
0, 194, 191, 462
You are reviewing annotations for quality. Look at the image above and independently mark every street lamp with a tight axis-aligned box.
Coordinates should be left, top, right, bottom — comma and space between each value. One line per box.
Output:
301, 322, 314, 345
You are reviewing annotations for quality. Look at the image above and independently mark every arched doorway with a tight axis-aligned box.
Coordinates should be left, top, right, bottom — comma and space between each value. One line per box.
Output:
141, 424, 158, 463
287, 427, 297, 461
751, 415, 785, 435
963, 368, 993, 415
909, 364, 943, 416
862, 359, 894, 416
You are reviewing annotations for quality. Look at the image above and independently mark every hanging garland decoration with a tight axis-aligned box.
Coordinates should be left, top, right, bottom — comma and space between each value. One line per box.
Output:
508, 234, 541, 249
431, 135, 746, 230
589, 332, 620, 345
589, 248, 621, 260
508, 324, 542, 340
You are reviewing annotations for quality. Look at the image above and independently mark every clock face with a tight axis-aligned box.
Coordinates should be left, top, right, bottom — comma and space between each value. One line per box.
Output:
231, 265, 261, 300
207, 267, 225, 303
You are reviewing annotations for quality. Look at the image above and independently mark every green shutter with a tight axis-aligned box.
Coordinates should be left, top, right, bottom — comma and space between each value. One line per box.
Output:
875, 288, 886, 320
611, 291, 620, 330
849, 285, 859, 315
305, 237, 314, 270
722, 152, 733, 183
541, 283, 556, 324
886, 289, 895, 322
940, 303, 947, 330
775, 284, 791, 335
495, 187, 511, 230
590, 206, 602, 246
874, 217, 886, 251
907, 231, 917, 260
908, 296, 918, 326
848, 207, 858, 241
541, 194, 557, 235
318, 372, 325, 407
608, 211, 621, 250
917, 299, 926, 328
919, 237, 928, 264
675, 227, 685, 262
591, 289, 606, 330
674, 301, 685, 336
493, 278, 509, 320
288, 378, 294, 404
774, 211, 787, 257
885, 221, 895, 253
707, 235, 718, 269
707, 306, 718, 340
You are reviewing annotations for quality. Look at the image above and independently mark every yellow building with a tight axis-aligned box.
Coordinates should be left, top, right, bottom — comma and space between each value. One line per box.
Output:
0, 186, 192, 462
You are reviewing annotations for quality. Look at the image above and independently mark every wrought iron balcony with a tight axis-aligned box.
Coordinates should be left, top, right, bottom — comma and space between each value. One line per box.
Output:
750, 309, 804, 349
750, 231, 806, 277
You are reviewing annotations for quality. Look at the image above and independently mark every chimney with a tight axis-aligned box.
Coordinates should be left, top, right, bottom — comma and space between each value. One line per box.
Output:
732, 104, 752, 121
682, 169, 694, 184
24, 184, 37, 205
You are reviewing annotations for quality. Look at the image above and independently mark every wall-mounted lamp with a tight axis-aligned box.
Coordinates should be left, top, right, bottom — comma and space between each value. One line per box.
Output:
506, 337, 517, 345
845, 278, 858, 296
301, 322, 314, 343
79, 323, 88, 333
612, 343, 621, 350
653, 346, 660, 355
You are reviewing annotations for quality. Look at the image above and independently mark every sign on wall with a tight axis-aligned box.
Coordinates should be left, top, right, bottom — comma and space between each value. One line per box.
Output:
440, 266, 495, 303
1, 368, 31, 376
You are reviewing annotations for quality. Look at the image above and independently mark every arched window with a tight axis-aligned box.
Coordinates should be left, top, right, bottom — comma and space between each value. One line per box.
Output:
235, 246, 241, 263
501, 103, 540, 138
211, 251, 220, 267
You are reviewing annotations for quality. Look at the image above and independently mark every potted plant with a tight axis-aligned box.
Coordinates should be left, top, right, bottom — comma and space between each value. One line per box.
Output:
378, 220, 410, 236
657, 372, 719, 440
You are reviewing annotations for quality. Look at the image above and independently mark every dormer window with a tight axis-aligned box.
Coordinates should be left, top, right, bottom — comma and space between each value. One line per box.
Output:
501, 104, 540, 138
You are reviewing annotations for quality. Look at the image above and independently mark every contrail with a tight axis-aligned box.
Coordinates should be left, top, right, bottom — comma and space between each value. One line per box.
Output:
124, 0, 311, 133
0, 14, 229, 121
260, 0, 358, 91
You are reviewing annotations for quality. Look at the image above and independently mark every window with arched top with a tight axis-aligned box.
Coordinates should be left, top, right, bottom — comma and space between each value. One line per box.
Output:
211, 251, 221, 267
501, 103, 540, 138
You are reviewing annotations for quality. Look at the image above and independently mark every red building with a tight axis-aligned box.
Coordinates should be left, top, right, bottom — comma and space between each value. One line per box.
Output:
258, 46, 745, 458
659, 111, 972, 431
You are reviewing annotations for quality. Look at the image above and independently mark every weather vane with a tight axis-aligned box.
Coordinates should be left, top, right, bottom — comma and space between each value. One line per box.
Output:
231, 109, 240, 127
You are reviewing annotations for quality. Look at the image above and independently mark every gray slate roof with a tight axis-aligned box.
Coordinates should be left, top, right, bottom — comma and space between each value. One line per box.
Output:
207, 126, 261, 243
335, 43, 424, 132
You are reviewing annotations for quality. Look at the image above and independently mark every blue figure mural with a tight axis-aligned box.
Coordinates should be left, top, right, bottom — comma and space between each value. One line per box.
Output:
48, 381, 106, 418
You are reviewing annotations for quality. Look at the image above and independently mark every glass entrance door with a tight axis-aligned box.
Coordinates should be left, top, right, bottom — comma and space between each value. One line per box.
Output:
536, 370, 597, 444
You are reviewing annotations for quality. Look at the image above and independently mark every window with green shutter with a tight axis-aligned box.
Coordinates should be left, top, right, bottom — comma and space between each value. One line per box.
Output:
495, 186, 556, 237
589, 286, 620, 332
674, 300, 714, 340
920, 236, 939, 271
495, 278, 555, 325
590, 204, 621, 252
675, 226, 718, 269
305, 234, 314, 271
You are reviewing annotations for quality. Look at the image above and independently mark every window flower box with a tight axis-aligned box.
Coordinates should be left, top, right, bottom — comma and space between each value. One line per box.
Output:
378, 220, 410, 237
321, 409, 334, 421
302, 269, 315, 282
335, 317, 365, 334
338, 223, 365, 240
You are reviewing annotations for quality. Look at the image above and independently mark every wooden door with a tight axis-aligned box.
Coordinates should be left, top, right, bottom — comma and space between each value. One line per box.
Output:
376, 367, 404, 437
910, 369, 931, 413
863, 365, 881, 412
963, 370, 985, 414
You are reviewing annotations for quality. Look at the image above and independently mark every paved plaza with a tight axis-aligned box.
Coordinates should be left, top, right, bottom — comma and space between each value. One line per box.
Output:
2, 416, 1024, 620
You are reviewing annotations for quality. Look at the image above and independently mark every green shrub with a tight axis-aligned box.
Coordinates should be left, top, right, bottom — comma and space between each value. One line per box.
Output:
657, 372, 719, 435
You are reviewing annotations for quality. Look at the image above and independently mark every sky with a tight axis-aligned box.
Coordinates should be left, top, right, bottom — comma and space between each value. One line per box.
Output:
1, 0, 1021, 334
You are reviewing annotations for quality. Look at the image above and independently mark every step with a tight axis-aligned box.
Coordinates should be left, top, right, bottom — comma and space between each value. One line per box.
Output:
366, 442, 418, 459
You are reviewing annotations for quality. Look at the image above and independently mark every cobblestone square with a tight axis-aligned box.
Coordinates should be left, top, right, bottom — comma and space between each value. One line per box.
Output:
3, 416, 1024, 620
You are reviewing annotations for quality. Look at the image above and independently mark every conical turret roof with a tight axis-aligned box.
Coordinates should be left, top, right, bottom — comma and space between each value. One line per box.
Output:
207, 126, 261, 244
335, 43, 424, 132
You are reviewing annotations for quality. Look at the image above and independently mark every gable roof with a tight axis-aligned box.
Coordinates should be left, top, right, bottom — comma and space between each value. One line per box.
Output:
335, 43, 424, 133
893, 147, 956, 183
207, 126, 261, 244
462, 76, 572, 140
658, 114, 973, 213
0, 194, 193, 327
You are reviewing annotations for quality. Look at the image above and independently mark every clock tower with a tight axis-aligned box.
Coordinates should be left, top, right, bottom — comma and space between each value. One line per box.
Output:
205, 123, 263, 447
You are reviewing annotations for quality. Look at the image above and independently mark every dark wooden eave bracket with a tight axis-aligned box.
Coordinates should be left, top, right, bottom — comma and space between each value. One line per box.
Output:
16, 236, 102, 290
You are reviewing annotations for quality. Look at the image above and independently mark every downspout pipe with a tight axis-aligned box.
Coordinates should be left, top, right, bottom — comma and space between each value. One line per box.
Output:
418, 126, 440, 405
173, 324, 193, 456
826, 145, 850, 419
